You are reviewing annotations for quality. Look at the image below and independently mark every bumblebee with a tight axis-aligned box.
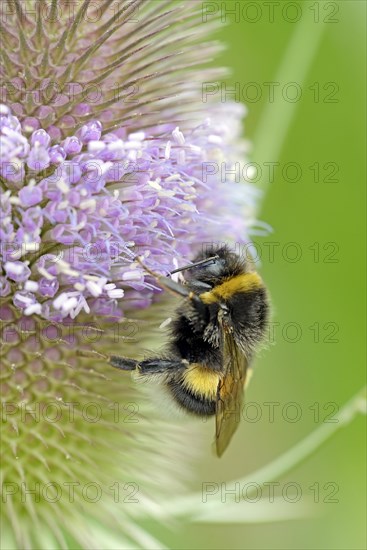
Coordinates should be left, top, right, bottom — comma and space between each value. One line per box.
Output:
110, 245, 269, 456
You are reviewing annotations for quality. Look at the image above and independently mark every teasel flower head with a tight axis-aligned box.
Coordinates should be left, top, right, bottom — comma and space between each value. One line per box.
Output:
0, 1, 262, 548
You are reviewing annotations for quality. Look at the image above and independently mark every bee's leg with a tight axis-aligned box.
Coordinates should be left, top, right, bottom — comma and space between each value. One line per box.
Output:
109, 356, 138, 371
151, 276, 210, 322
137, 358, 186, 375
110, 355, 185, 375
136, 257, 203, 307
109, 355, 186, 374
155, 274, 204, 306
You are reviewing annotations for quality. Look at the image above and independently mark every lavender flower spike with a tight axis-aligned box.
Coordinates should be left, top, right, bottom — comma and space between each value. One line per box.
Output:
1, 102, 255, 321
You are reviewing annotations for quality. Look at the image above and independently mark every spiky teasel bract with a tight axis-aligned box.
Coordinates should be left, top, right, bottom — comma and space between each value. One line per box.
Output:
0, 1, 261, 548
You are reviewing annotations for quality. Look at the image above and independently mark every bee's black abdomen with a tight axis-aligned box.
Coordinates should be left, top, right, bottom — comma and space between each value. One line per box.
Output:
167, 378, 216, 416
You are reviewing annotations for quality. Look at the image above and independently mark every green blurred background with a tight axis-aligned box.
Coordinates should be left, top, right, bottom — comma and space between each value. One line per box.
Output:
149, 1, 366, 548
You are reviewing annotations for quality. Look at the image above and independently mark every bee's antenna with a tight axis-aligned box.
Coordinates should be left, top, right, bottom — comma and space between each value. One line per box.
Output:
169, 255, 220, 275
134, 256, 204, 304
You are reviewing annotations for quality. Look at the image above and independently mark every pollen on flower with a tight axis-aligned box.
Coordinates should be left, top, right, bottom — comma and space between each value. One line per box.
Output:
165, 140, 172, 159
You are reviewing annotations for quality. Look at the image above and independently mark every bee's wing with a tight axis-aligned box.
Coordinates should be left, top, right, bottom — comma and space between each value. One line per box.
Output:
215, 323, 249, 457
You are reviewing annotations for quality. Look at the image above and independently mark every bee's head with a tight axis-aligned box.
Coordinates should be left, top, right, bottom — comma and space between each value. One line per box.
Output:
187, 246, 246, 287
190, 246, 269, 352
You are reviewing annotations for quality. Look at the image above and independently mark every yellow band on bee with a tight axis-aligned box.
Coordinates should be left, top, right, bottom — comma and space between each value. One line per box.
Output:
182, 364, 220, 399
200, 272, 262, 304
